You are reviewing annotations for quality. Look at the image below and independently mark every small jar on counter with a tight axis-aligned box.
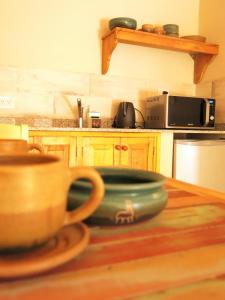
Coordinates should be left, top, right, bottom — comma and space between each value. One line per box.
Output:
87, 111, 101, 128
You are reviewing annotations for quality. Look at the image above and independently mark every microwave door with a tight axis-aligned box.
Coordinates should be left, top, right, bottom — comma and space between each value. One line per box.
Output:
168, 97, 204, 127
202, 99, 210, 126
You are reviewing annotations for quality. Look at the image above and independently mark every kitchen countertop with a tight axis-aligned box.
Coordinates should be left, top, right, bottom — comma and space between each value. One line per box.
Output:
29, 127, 225, 134
1, 179, 225, 299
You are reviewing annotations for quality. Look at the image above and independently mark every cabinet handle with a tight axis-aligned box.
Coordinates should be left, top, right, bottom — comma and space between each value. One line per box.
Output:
115, 145, 121, 150
122, 145, 128, 151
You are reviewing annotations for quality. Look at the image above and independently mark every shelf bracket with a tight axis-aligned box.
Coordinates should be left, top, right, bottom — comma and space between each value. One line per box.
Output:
190, 53, 216, 84
102, 32, 118, 74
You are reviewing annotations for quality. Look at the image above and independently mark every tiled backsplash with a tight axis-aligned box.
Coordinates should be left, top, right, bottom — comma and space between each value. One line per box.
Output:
0, 65, 197, 127
196, 77, 225, 124
0, 115, 115, 128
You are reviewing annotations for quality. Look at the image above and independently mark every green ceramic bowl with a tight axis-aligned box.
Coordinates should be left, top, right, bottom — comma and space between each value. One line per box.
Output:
68, 167, 167, 226
109, 17, 137, 31
163, 24, 179, 35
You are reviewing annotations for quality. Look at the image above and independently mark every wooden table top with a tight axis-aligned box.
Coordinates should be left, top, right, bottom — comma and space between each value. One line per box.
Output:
1, 178, 225, 299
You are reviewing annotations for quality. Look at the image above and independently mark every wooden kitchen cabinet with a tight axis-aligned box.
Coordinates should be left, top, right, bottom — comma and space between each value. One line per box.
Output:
29, 131, 161, 172
120, 137, 156, 170
77, 133, 160, 171
29, 132, 77, 167
77, 136, 120, 167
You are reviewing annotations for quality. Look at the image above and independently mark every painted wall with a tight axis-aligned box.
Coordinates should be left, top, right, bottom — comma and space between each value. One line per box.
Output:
199, 0, 225, 81
197, 0, 225, 124
0, 0, 199, 122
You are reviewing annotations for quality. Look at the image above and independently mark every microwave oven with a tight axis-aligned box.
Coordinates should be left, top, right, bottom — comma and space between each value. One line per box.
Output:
145, 94, 215, 129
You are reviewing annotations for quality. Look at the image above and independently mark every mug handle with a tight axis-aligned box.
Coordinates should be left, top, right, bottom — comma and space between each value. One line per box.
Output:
64, 167, 104, 225
28, 143, 44, 153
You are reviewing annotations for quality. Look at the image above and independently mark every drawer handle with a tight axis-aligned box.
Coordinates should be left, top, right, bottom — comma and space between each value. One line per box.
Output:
115, 145, 121, 150
122, 145, 128, 151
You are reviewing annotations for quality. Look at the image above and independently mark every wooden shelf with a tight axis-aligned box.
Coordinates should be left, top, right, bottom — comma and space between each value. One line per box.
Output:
102, 27, 219, 83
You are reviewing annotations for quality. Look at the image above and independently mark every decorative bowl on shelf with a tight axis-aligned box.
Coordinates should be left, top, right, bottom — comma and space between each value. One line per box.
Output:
153, 26, 165, 35
141, 24, 154, 33
163, 24, 179, 36
68, 167, 168, 226
109, 17, 137, 31
181, 35, 207, 42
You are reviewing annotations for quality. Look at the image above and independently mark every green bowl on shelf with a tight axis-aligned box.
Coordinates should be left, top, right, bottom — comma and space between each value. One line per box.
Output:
109, 17, 137, 31
68, 167, 167, 226
163, 24, 179, 36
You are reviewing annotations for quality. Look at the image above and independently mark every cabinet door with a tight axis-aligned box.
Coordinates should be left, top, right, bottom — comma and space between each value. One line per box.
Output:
30, 136, 76, 167
120, 137, 157, 171
78, 137, 120, 167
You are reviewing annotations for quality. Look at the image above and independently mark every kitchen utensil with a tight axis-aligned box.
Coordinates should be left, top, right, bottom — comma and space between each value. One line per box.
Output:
112, 101, 136, 128
77, 98, 83, 128
0, 154, 104, 252
68, 167, 167, 226
109, 17, 137, 30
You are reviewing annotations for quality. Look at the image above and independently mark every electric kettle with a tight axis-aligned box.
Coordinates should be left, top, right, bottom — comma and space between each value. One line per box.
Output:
113, 102, 136, 128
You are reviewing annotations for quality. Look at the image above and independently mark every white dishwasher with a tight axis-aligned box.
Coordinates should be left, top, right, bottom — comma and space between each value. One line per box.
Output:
173, 139, 225, 193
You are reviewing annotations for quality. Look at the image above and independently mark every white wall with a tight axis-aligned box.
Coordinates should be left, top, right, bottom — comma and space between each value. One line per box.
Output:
0, 0, 199, 121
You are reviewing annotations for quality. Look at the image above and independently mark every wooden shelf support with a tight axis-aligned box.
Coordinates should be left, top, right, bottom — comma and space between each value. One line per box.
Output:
191, 53, 216, 84
101, 27, 219, 83
102, 31, 118, 74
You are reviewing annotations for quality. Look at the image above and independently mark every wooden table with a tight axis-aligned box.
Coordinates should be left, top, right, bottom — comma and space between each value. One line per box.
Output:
1, 178, 225, 299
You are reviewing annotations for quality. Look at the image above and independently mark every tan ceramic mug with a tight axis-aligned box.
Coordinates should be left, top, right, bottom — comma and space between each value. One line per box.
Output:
0, 154, 104, 252
0, 139, 43, 154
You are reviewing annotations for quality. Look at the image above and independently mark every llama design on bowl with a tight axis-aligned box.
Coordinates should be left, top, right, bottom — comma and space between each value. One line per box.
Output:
115, 200, 135, 224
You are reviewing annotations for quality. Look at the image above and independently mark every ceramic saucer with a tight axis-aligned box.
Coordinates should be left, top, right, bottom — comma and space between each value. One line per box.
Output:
0, 222, 89, 278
